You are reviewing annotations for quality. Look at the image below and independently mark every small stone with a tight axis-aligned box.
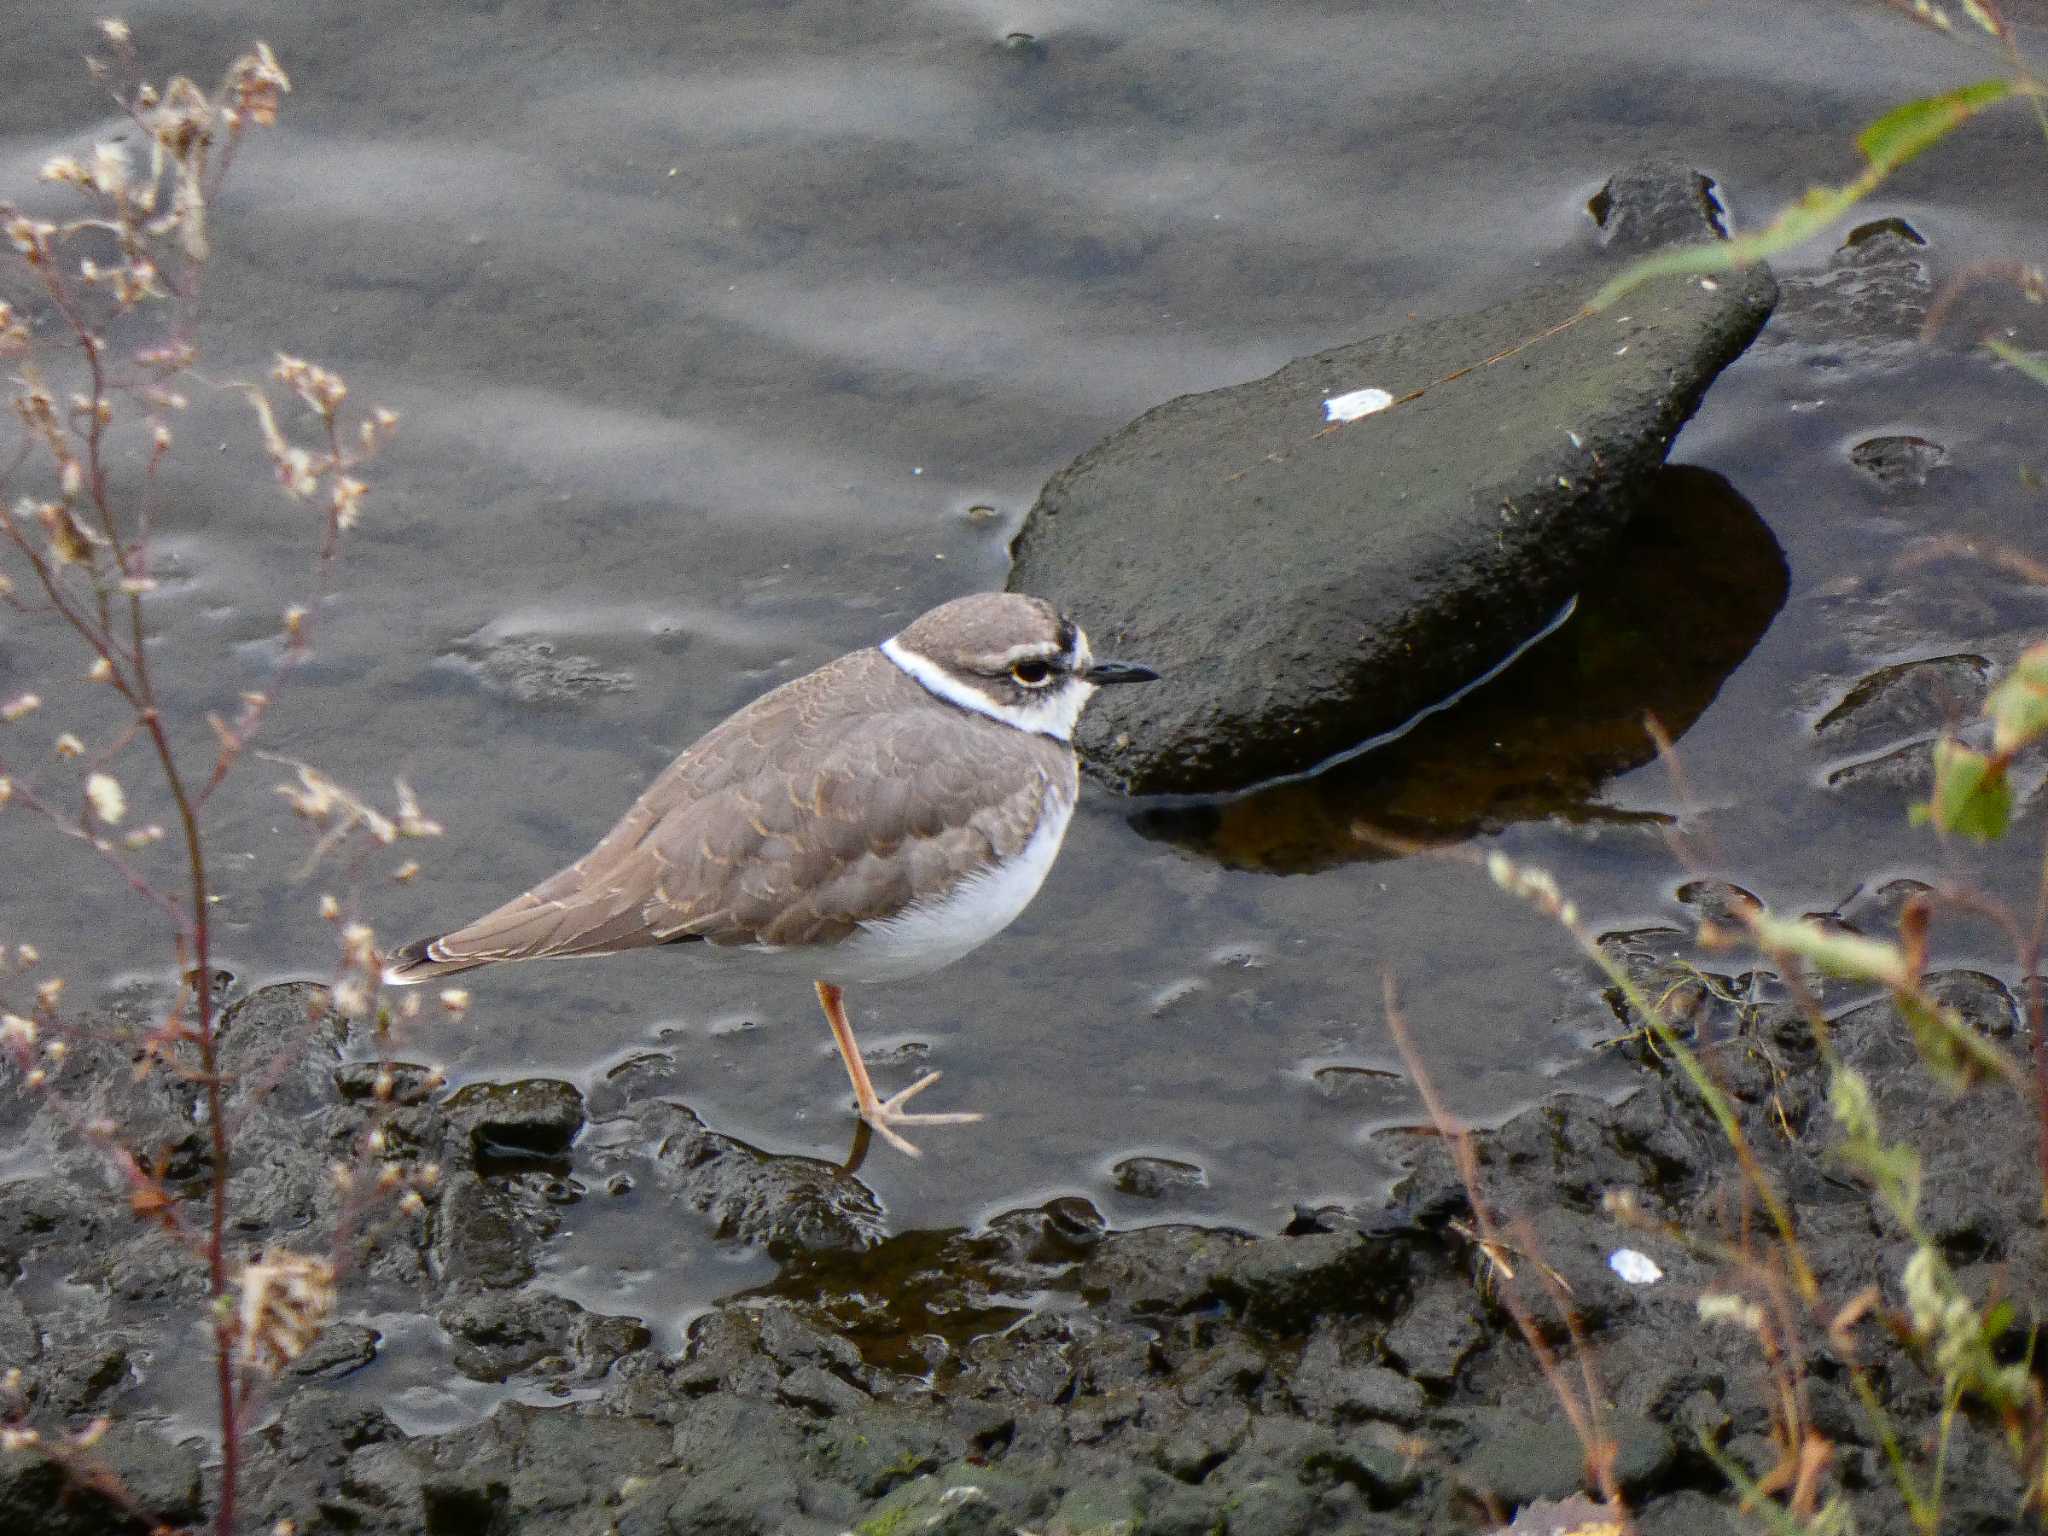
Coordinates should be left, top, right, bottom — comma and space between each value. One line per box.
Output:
1849, 434, 1949, 491
1814, 654, 1989, 753
1381, 1280, 1484, 1387
445, 1078, 586, 1157
1111, 1155, 1209, 1200
290, 1321, 380, 1381
431, 1172, 537, 1290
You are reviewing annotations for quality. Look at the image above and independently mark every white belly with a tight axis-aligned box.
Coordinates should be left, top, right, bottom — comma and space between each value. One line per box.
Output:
823, 786, 1075, 986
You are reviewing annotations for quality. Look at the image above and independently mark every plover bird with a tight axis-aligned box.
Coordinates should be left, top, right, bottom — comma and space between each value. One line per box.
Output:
385, 592, 1157, 1154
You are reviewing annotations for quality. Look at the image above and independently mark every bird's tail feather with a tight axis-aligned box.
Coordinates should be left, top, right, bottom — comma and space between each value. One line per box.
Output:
383, 936, 491, 986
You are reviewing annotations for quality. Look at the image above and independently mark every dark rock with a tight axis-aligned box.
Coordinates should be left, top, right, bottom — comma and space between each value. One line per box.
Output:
1293, 1327, 1428, 1425
437, 1290, 648, 1382
757, 1302, 865, 1375
444, 1077, 586, 1157
1453, 1409, 1590, 1507
1174, 1340, 1269, 1407
1924, 968, 2020, 1039
1814, 653, 1990, 755
777, 1362, 870, 1415
806, 1404, 962, 1500
1209, 1232, 1392, 1331
1673, 879, 1759, 927
1587, 159, 1726, 250
1156, 1404, 1250, 1481
666, 1398, 836, 1534
1825, 737, 1942, 799
856, 1462, 1047, 1536
217, 981, 345, 1115
0, 1421, 203, 1535
1849, 433, 1950, 492
1311, 1434, 1425, 1506
1112, 1154, 1209, 1200
289, 1320, 380, 1381
1212, 1474, 1321, 1536
431, 1171, 537, 1290
1008, 237, 1775, 794
1766, 218, 1932, 354
333, 1060, 443, 1107
1381, 1279, 1484, 1387
446, 629, 635, 705
1076, 1223, 1242, 1315
613, 1101, 886, 1259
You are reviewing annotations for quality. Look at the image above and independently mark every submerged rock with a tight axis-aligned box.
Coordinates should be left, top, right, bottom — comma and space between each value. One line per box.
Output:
1008, 168, 1776, 794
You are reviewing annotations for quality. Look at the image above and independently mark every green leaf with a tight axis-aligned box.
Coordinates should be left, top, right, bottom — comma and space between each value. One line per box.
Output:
1987, 642, 2048, 754
1897, 992, 2018, 1092
1586, 190, 1854, 310
1750, 911, 1911, 987
1923, 738, 2011, 842
1984, 335, 2048, 389
1856, 79, 2014, 171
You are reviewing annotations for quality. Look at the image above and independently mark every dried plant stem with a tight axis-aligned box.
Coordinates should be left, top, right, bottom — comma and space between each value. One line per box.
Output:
1381, 971, 1628, 1515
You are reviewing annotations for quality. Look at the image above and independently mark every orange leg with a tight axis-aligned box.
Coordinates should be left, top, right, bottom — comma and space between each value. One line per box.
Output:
815, 980, 982, 1157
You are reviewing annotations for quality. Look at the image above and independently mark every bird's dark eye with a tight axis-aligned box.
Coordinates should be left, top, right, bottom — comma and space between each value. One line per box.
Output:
1010, 659, 1053, 687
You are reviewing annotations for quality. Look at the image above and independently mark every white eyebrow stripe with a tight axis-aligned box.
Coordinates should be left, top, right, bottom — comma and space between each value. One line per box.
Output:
992, 641, 1063, 666
879, 637, 1083, 741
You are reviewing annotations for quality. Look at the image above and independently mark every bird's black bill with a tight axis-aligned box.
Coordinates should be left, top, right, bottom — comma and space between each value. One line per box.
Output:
1086, 659, 1160, 685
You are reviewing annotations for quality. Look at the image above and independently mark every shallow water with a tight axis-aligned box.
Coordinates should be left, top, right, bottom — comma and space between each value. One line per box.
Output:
3, 0, 2047, 1367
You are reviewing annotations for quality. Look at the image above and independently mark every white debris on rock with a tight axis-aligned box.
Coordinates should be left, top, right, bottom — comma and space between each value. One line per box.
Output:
1608, 1248, 1664, 1285
1322, 386, 1393, 423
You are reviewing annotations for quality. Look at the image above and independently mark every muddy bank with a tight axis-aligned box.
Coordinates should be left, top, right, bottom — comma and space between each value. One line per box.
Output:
0, 966, 2036, 1534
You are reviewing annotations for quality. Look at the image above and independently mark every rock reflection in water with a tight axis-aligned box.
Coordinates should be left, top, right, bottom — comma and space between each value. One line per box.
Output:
1132, 466, 1787, 873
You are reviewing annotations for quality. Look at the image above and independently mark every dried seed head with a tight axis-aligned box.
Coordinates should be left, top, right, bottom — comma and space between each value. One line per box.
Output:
85, 773, 125, 824
54, 733, 84, 759
0, 695, 32, 722
391, 860, 421, 883
36, 501, 97, 565
395, 780, 442, 838
91, 142, 129, 197
318, 894, 341, 920
226, 42, 291, 126
0, 1015, 36, 1046
34, 978, 61, 1007
88, 656, 113, 683
341, 921, 376, 969
236, 1251, 335, 1375
332, 475, 367, 529
39, 155, 89, 187
438, 988, 470, 1015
